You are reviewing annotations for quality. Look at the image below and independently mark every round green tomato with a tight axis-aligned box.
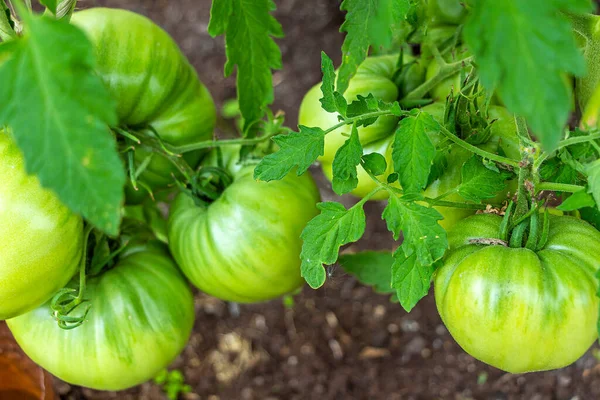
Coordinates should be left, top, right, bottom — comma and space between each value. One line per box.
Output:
72, 8, 216, 189
7, 242, 194, 390
168, 148, 321, 303
0, 133, 83, 320
427, 0, 467, 26
435, 214, 600, 373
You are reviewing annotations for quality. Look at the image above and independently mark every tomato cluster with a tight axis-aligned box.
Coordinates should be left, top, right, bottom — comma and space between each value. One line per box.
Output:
2, 8, 320, 391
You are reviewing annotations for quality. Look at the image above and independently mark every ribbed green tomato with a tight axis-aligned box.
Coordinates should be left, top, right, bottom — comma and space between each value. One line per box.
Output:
7, 242, 194, 390
435, 214, 600, 373
0, 133, 82, 320
168, 148, 321, 303
72, 8, 216, 190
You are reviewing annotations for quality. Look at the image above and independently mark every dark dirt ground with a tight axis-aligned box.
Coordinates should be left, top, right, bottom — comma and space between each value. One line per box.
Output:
46, 0, 600, 399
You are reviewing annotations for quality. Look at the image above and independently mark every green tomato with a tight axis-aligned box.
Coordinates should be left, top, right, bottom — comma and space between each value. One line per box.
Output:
168, 147, 321, 303
0, 133, 83, 320
72, 8, 216, 190
435, 214, 600, 373
7, 241, 194, 390
427, 0, 467, 26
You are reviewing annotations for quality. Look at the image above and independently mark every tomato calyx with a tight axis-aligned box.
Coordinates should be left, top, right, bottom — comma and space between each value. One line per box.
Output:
179, 162, 235, 207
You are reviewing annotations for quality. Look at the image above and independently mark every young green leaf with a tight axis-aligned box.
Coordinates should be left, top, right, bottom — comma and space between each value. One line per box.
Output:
346, 94, 403, 125
392, 109, 438, 194
557, 189, 596, 211
392, 246, 436, 312
253, 126, 325, 181
362, 152, 387, 176
586, 160, 600, 208
300, 202, 366, 289
319, 52, 348, 116
580, 206, 600, 230
464, 0, 590, 150
339, 251, 398, 302
338, 0, 410, 94
0, 15, 124, 235
331, 124, 363, 195
382, 196, 447, 265
458, 156, 512, 202
208, 0, 283, 135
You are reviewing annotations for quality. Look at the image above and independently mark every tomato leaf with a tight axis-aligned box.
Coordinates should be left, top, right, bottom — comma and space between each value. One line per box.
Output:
319, 52, 348, 116
300, 202, 366, 289
208, 0, 283, 135
331, 124, 363, 195
392, 110, 438, 194
458, 156, 512, 203
362, 152, 387, 176
464, 0, 590, 150
39, 0, 57, 14
0, 15, 124, 235
337, 0, 410, 94
346, 94, 403, 127
585, 160, 600, 208
392, 246, 436, 312
339, 251, 398, 302
254, 126, 325, 181
557, 189, 596, 211
382, 196, 447, 265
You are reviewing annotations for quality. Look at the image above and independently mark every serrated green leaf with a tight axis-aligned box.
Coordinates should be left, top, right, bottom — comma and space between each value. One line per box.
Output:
208, 0, 283, 134
392, 110, 438, 194
464, 0, 590, 150
39, 0, 57, 14
458, 156, 512, 202
362, 152, 387, 176
0, 15, 124, 234
339, 251, 398, 302
300, 202, 366, 288
557, 189, 595, 211
382, 197, 447, 264
392, 247, 435, 312
332, 124, 363, 195
319, 51, 348, 116
338, 0, 409, 94
586, 160, 600, 207
254, 126, 325, 181
346, 94, 403, 127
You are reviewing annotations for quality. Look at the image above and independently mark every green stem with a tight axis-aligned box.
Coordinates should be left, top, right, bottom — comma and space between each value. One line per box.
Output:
0, 1, 15, 42
172, 135, 272, 154
513, 116, 532, 222
566, 12, 598, 41
401, 57, 474, 103
536, 182, 585, 193
531, 132, 600, 173
438, 124, 521, 168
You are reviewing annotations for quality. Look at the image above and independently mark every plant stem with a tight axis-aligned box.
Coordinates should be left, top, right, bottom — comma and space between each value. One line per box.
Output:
536, 182, 585, 193
437, 124, 521, 168
401, 56, 474, 103
173, 135, 276, 154
532, 132, 600, 171
513, 116, 532, 221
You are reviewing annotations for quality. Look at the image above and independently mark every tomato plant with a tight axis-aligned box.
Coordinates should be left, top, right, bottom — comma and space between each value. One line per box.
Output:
2, 0, 600, 391
435, 213, 600, 373
168, 147, 321, 303
0, 133, 82, 320
7, 240, 195, 391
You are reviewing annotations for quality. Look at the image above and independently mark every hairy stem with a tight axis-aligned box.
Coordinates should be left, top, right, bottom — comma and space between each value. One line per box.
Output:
536, 182, 585, 193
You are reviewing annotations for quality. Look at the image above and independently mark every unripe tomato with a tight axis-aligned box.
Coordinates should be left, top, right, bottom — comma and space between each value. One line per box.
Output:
168, 147, 321, 303
72, 8, 216, 191
435, 214, 600, 373
7, 241, 194, 390
427, 0, 467, 26
0, 133, 83, 320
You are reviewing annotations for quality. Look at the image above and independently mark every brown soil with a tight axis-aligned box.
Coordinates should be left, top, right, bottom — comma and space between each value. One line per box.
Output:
51, 1, 600, 399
